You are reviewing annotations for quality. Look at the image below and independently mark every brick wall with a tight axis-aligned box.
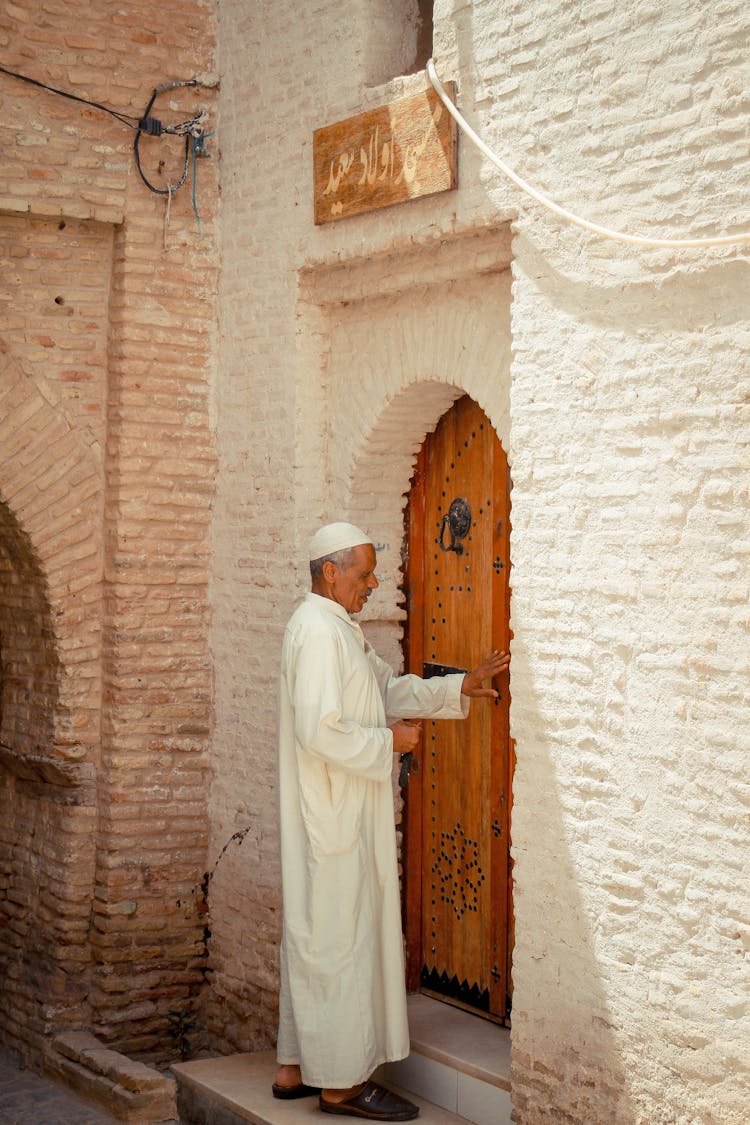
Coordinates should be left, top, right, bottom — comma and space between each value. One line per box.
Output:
0, 0, 218, 1062
214, 1, 748, 1121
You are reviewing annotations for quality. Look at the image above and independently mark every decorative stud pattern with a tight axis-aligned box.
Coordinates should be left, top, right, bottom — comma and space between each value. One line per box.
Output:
432, 822, 485, 920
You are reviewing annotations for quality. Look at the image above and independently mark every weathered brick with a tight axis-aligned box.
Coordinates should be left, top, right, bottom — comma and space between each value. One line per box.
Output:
0, 0, 217, 1076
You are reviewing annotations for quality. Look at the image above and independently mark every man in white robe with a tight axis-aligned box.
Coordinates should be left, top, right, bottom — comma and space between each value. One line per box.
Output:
273, 522, 509, 1121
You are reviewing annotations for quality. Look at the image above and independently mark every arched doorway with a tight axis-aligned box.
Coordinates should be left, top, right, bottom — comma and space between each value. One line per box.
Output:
403, 394, 513, 1023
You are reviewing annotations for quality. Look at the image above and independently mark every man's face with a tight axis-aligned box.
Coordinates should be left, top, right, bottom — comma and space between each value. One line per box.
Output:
331, 543, 379, 614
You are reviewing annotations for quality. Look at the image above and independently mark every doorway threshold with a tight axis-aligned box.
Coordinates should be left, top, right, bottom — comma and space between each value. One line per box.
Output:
378, 993, 511, 1125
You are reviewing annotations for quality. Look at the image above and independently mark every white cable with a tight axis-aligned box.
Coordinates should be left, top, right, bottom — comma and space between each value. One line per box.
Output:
427, 59, 750, 250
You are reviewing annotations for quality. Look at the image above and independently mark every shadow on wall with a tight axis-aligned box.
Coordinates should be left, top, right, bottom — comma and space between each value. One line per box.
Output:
509, 655, 638, 1123
516, 241, 750, 335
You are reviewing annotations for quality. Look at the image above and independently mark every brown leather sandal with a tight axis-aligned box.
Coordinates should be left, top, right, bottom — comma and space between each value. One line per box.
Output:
319, 1081, 419, 1120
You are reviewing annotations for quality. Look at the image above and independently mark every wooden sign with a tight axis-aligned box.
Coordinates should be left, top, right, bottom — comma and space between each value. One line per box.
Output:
313, 84, 457, 225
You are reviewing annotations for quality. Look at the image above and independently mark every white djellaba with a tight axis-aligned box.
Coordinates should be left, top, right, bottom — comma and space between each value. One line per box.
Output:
275, 523, 469, 1086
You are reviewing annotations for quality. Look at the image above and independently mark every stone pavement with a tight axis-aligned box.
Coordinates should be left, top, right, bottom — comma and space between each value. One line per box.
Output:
0, 1044, 120, 1125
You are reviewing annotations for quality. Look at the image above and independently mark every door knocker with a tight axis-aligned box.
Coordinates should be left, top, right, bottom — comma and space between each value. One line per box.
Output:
438, 497, 472, 555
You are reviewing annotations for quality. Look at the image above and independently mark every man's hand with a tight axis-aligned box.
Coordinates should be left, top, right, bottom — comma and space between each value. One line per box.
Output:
389, 719, 421, 754
461, 649, 510, 699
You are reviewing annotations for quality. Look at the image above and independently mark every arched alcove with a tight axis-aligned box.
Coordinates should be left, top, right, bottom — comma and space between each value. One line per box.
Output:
0, 352, 101, 1053
0, 499, 59, 754
0, 350, 103, 763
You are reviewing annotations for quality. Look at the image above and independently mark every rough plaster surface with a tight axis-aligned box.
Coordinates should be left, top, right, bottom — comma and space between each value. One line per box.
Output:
212, 1, 750, 1122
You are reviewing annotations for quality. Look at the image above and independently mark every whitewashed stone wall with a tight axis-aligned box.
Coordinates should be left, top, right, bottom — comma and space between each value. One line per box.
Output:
210, 1, 749, 1121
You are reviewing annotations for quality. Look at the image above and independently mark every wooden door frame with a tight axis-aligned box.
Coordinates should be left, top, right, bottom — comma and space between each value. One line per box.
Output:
488, 441, 512, 1015
403, 446, 426, 990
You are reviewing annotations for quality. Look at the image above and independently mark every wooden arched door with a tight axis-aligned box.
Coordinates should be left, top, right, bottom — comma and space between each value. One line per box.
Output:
403, 394, 513, 1022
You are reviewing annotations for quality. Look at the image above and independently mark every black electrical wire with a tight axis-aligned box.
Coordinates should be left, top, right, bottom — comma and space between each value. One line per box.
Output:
0, 62, 142, 129
133, 85, 190, 196
1, 64, 210, 198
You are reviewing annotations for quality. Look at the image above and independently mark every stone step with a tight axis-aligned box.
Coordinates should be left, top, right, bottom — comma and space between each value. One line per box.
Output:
172, 1050, 468, 1125
46, 1030, 178, 1123
172, 996, 512, 1125
378, 994, 512, 1125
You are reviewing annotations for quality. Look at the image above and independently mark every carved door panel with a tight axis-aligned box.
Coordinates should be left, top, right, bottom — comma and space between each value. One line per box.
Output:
404, 394, 512, 1021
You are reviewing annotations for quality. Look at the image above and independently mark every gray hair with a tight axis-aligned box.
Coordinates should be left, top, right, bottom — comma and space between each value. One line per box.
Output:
310, 546, 356, 582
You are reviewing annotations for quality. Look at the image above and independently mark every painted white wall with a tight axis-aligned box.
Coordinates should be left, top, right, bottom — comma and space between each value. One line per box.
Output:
211, 1, 749, 1120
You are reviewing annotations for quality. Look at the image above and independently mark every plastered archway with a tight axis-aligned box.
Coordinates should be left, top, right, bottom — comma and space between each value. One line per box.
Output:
294, 228, 512, 582
311, 229, 513, 665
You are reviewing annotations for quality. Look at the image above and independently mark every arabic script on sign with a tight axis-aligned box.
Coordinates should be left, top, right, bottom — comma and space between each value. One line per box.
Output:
322, 107, 443, 202
312, 85, 458, 225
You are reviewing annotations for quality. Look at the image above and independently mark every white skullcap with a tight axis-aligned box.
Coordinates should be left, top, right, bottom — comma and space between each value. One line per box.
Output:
308, 521, 372, 562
